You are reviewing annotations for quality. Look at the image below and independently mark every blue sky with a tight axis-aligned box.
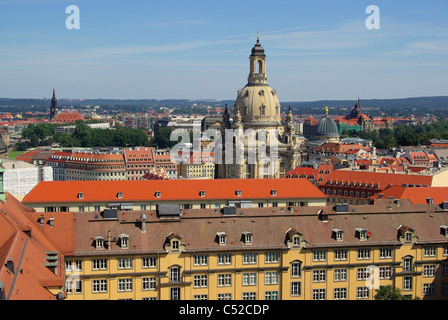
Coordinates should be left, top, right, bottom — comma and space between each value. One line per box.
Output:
0, 0, 447, 102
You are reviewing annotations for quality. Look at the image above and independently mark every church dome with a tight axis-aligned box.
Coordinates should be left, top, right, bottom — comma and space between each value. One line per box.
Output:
315, 116, 340, 138
234, 36, 282, 127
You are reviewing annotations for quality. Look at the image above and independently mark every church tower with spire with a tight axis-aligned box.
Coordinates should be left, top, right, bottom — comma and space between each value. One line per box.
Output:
50, 88, 58, 121
217, 35, 306, 179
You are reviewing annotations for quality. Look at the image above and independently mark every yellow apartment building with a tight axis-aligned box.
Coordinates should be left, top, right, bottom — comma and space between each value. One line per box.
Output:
58, 199, 448, 300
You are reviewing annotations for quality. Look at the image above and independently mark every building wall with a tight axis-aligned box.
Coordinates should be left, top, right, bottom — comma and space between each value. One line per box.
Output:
26, 197, 328, 213
64, 238, 448, 300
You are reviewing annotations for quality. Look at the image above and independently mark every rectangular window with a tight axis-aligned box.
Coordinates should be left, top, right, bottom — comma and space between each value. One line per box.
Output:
118, 278, 133, 292
193, 275, 208, 288
92, 259, 107, 270
403, 277, 413, 290
334, 288, 347, 300
357, 268, 370, 281
217, 293, 232, 300
218, 254, 232, 265
118, 258, 133, 269
170, 287, 180, 300
334, 269, 347, 282
312, 288, 326, 300
217, 274, 232, 287
358, 249, 371, 260
291, 282, 301, 296
334, 250, 347, 260
265, 291, 278, 300
356, 287, 370, 299
313, 250, 327, 262
265, 252, 279, 263
265, 272, 278, 285
142, 256, 156, 268
243, 253, 257, 264
74, 280, 82, 294
313, 269, 326, 282
242, 273, 256, 286
142, 277, 156, 290
423, 265, 436, 277
379, 267, 392, 279
194, 255, 208, 266
92, 279, 107, 293
242, 292, 256, 300
423, 283, 436, 295
424, 247, 436, 257
291, 262, 302, 277
380, 248, 392, 259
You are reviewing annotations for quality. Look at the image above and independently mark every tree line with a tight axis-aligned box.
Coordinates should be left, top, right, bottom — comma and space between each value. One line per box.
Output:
15, 122, 150, 150
342, 119, 448, 149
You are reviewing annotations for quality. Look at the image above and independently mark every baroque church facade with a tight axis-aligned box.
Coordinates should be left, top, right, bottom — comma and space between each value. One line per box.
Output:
216, 36, 306, 179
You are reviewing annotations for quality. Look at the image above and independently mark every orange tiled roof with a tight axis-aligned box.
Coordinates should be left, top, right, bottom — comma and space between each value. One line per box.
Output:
320, 169, 433, 190
22, 178, 326, 204
0, 193, 66, 300
371, 185, 448, 204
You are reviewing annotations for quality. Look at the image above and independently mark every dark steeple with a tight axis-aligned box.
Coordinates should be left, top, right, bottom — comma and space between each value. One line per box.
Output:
50, 88, 58, 121
250, 32, 266, 57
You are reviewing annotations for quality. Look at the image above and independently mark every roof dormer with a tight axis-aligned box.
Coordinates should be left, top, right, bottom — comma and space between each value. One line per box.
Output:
398, 225, 417, 244
285, 228, 306, 249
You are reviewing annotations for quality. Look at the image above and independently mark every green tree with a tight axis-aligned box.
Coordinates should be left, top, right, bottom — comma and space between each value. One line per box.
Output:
374, 285, 417, 300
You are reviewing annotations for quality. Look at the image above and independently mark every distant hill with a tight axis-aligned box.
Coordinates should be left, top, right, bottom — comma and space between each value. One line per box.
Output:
1, 96, 448, 117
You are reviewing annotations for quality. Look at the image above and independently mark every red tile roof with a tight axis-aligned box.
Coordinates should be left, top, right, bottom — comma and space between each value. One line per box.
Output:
22, 179, 327, 204
320, 169, 433, 191
0, 193, 66, 300
371, 185, 448, 204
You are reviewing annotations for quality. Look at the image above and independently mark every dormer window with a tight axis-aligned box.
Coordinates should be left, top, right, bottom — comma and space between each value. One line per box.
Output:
172, 240, 179, 251
271, 189, 277, 196
117, 192, 123, 199
78, 192, 84, 199
199, 190, 205, 197
216, 232, 227, 245
293, 235, 301, 246
398, 225, 416, 244
285, 228, 305, 248
355, 228, 368, 241
441, 225, 448, 237
119, 234, 129, 249
94, 236, 104, 250
155, 191, 161, 198
332, 229, 344, 241
242, 231, 253, 245
236, 190, 242, 197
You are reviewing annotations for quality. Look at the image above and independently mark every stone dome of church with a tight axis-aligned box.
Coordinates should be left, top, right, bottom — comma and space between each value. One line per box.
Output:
315, 116, 340, 138
234, 35, 282, 127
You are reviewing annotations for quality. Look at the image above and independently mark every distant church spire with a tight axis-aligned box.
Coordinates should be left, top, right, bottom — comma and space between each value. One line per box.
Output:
50, 88, 58, 121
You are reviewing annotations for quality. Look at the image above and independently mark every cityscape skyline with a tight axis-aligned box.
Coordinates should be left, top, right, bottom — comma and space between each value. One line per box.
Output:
0, 0, 447, 102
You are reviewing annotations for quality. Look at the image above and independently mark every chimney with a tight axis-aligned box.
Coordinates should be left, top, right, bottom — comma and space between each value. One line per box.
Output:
107, 230, 112, 251
140, 213, 147, 233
